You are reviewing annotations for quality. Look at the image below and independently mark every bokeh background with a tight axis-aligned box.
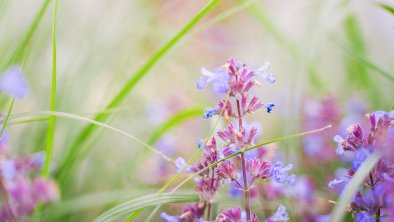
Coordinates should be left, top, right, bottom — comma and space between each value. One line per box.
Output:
1, 0, 393, 221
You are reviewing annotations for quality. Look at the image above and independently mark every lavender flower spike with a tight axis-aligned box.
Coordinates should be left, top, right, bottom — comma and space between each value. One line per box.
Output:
0, 66, 28, 99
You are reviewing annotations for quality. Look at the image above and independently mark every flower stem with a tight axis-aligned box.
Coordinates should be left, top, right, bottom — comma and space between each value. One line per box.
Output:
241, 152, 251, 222
236, 98, 251, 222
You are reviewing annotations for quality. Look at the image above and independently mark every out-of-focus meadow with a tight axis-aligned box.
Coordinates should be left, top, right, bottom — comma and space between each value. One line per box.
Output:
1, 0, 394, 221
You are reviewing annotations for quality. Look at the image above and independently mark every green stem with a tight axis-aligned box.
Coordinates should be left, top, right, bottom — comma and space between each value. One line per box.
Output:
4, 0, 52, 67
43, 0, 58, 177
0, 99, 14, 138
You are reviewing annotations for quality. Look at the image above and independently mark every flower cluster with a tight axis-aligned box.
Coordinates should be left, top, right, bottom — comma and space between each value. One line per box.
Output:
0, 150, 59, 221
330, 110, 394, 221
162, 58, 295, 222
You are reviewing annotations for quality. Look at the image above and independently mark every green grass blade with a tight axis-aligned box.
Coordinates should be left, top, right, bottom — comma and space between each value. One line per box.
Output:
43, 0, 58, 177
330, 152, 381, 222
171, 125, 332, 193
3, 0, 52, 67
379, 4, 394, 16
57, 0, 221, 185
0, 111, 170, 161
0, 99, 14, 139
93, 193, 199, 222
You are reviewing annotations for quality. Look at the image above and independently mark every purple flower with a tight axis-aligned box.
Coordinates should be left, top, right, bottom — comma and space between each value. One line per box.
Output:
216, 207, 244, 221
352, 148, 370, 170
264, 103, 275, 113
254, 62, 276, 84
196, 139, 204, 149
356, 212, 375, 222
271, 161, 296, 186
333, 135, 346, 156
161, 212, 181, 222
203, 108, 219, 119
197, 67, 229, 93
1, 159, 16, 180
266, 205, 289, 222
174, 157, 191, 173
0, 66, 28, 99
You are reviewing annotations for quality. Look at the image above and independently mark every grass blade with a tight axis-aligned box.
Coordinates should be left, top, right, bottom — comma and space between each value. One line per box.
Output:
0, 99, 14, 139
93, 193, 199, 222
3, 0, 52, 68
379, 3, 394, 16
171, 125, 332, 193
330, 152, 381, 222
42, 0, 58, 177
0, 111, 171, 161
57, 0, 221, 185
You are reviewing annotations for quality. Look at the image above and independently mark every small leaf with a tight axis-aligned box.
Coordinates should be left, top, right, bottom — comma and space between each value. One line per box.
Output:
379, 4, 394, 16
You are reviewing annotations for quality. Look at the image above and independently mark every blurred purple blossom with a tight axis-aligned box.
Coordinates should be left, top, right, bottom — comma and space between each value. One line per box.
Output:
0, 66, 28, 99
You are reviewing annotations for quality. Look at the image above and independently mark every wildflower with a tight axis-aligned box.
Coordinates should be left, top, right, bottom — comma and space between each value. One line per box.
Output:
0, 66, 28, 99
264, 103, 275, 113
163, 58, 293, 222
174, 157, 191, 173
254, 62, 276, 84
203, 108, 219, 119
197, 67, 229, 94
266, 205, 289, 222
271, 161, 297, 186
329, 109, 394, 220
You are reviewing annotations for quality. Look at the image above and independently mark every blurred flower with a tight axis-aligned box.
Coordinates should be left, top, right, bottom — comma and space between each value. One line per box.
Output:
0, 66, 28, 99
266, 205, 289, 222
270, 161, 297, 186
329, 109, 394, 220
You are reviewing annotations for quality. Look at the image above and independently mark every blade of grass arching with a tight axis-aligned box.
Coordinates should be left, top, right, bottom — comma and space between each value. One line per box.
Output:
57, 0, 221, 185
330, 152, 381, 222
171, 125, 332, 193
93, 193, 199, 222
43, 188, 167, 219
42, 0, 58, 177
331, 36, 394, 83
138, 124, 332, 221
0, 111, 172, 162
0, 99, 14, 139
3, 0, 52, 68
379, 4, 394, 16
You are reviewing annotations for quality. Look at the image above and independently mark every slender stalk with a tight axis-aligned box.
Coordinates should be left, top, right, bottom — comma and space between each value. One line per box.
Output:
236, 99, 251, 222
240, 152, 251, 222
0, 99, 14, 138
43, 0, 58, 177
4, 0, 52, 67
